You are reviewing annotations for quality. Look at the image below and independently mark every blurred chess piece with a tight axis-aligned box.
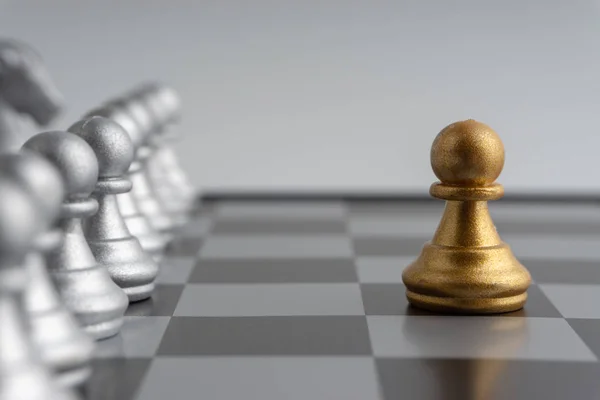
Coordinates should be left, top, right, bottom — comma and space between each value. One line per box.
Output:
103, 96, 175, 235
82, 105, 167, 261
0, 174, 79, 400
129, 82, 196, 224
0, 151, 95, 388
0, 39, 64, 153
68, 116, 159, 302
22, 131, 128, 340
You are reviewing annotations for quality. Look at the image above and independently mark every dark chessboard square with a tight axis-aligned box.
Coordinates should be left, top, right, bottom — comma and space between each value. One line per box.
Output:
81, 358, 151, 400
524, 259, 600, 284
211, 219, 346, 235
125, 284, 184, 317
568, 319, 600, 360
189, 258, 358, 283
361, 283, 562, 318
353, 238, 425, 256
496, 220, 600, 236
165, 237, 203, 257
157, 316, 372, 356
375, 358, 600, 400
346, 200, 443, 216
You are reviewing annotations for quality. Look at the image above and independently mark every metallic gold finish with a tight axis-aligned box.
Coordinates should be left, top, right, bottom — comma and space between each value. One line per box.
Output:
402, 119, 531, 314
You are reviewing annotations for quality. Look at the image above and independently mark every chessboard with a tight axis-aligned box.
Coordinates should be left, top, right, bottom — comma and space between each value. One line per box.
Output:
83, 195, 600, 400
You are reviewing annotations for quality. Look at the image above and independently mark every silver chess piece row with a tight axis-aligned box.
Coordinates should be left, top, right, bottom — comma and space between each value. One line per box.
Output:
0, 81, 196, 400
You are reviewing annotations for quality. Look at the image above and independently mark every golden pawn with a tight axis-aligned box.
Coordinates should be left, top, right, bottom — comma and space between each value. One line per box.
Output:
402, 119, 531, 314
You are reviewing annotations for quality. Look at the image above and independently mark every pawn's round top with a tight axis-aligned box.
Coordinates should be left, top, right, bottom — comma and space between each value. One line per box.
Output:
105, 97, 154, 139
83, 105, 145, 150
0, 174, 41, 258
68, 116, 134, 178
0, 150, 65, 226
136, 83, 181, 125
430, 119, 505, 187
22, 131, 99, 198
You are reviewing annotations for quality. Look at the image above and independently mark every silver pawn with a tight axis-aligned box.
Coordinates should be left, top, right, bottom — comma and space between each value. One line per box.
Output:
22, 131, 128, 340
82, 105, 167, 261
0, 151, 95, 388
104, 97, 175, 234
68, 116, 159, 302
130, 83, 195, 225
0, 174, 79, 400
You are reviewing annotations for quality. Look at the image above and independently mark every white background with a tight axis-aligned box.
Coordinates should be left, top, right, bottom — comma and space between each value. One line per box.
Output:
1, 0, 599, 195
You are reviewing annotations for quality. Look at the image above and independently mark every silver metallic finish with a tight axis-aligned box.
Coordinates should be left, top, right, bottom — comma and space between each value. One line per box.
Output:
69, 117, 159, 302
22, 131, 128, 340
84, 106, 167, 259
132, 83, 196, 219
0, 39, 64, 153
0, 151, 95, 388
106, 97, 175, 233
0, 175, 78, 400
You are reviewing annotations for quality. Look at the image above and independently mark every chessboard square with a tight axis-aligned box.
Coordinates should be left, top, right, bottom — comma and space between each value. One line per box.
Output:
496, 220, 600, 236
353, 238, 425, 257
190, 258, 358, 284
375, 358, 600, 400
156, 256, 196, 284
165, 237, 204, 257
349, 215, 438, 237
504, 235, 600, 261
174, 283, 365, 316
212, 219, 346, 235
157, 316, 372, 356
134, 357, 380, 400
346, 200, 442, 216
125, 285, 184, 317
216, 201, 347, 219
367, 316, 597, 361
94, 316, 170, 358
568, 319, 600, 360
356, 257, 413, 283
85, 358, 151, 400
490, 203, 600, 223
178, 216, 213, 237
524, 259, 600, 284
539, 284, 600, 318
199, 236, 353, 259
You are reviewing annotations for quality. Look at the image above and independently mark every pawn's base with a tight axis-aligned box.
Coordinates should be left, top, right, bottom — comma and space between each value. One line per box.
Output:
405, 290, 527, 314
123, 282, 156, 303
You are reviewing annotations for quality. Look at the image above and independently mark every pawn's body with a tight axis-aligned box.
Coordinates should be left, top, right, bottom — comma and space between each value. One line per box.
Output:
104, 97, 175, 234
83, 105, 167, 261
22, 131, 128, 340
402, 120, 531, 314
130, 83, 196, 223
69, 117, 159, 302
0, 151, 95, 388
0, 175, 78, 400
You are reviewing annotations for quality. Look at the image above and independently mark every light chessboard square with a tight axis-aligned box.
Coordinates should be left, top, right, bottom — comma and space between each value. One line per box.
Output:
135, 357, 381, 400
174, 283, 365, 316
367, 315, 598, 361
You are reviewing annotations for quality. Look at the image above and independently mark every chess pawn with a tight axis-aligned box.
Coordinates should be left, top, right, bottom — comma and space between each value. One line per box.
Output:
69, 116, 159, 302
0, 175, 79, 400
22, 131, 128, 340
0, 151, 95, 388
83, 105, 167, 261
131, 83, 196, 223
105, 97, 175, 234
402, 120, 531, 314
